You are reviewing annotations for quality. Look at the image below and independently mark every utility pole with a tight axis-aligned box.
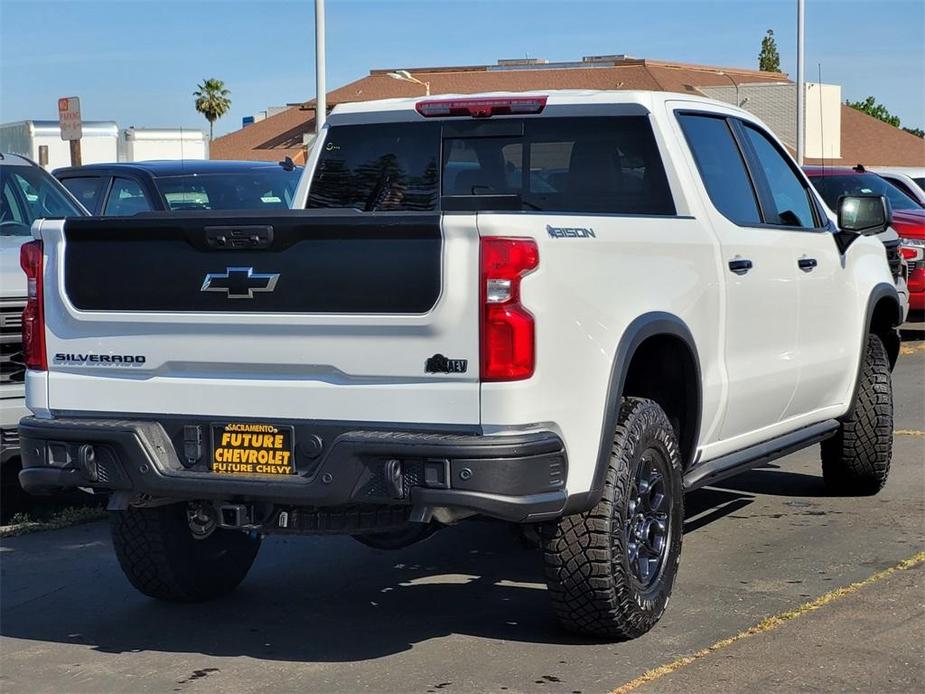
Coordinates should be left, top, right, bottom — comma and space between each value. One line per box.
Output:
796, 0, 805, 165
314, 0, 326, 133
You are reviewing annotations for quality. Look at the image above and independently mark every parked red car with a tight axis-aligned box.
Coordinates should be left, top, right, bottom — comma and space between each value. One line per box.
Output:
805, 165, 925, 313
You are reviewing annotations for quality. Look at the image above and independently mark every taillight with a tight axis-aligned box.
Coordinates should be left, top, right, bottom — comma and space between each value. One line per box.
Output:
416, 96, 547, 118
900, 243, 924, 262
480, 237, 539, 381
20, 240, 47, 371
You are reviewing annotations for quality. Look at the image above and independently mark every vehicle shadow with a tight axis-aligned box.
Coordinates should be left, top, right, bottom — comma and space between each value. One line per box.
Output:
0, 463, 821, 664
0, 522, 604, 663
708, 464, 830, 498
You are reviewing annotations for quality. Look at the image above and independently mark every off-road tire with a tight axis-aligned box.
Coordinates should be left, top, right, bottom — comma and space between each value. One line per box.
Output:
543, 397, 684, 639
821, 334, 893, 495
111, 503, 261, 602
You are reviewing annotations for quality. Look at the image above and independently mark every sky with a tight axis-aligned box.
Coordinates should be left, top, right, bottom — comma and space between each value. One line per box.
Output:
1, 0, 923, 138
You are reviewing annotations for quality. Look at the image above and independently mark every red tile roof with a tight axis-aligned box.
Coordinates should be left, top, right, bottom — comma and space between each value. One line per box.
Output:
803, 104, 925, 167
211, 58, 923, 167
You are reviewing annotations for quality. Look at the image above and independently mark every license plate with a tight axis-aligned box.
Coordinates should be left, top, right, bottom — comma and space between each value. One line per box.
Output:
211, 423, 295, 476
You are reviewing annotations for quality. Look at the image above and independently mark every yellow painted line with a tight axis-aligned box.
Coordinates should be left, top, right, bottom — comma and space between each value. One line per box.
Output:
896, 430, 925, 437
900, 342, 925, 355
610, 551, 925, 694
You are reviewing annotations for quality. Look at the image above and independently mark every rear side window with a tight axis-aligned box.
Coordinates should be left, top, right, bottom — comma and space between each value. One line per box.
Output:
443, 116, 674, 214
60, 176, 107, 215
104, 177, 152, 216
678, 114, 761, 225
307, 123, 441, 211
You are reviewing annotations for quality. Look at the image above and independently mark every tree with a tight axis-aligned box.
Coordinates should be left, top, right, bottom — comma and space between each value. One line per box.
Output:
846, 96, 901, 128
902, 126, 924, 139
193, 78, 232, 141
758, 29, 781, 73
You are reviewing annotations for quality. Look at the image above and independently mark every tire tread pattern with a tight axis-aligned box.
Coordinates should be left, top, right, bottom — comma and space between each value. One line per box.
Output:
821, 334, 893, 495
111, 504, 260, 602
542, 397, 683, 639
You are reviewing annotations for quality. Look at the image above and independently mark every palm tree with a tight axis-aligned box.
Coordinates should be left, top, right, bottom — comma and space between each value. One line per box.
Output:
193, 78, 231, 141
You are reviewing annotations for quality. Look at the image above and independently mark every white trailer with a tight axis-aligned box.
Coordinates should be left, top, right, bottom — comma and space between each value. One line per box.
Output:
0, 120, 118, 170
119, 128, 208, 162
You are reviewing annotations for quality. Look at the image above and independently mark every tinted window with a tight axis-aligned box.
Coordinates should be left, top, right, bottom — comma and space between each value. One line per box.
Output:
808, 172, 921, 212
678, 114, 761, 224
155, 170, 299, 210
104, 177, 152, 216
60, 176, 107, 214
741, 124, 817, 228
914, 177, 925, 189
0, 164, 83, 235
443, 116, 674, 214
307, 123, 441, 211
880, 176, 916, 201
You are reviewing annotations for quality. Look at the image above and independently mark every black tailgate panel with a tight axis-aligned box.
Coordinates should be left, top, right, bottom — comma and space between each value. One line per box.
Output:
64, 211, 442, 313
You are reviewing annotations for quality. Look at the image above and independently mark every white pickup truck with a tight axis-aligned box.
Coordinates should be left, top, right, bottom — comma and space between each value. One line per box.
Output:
18, 92, 901, 639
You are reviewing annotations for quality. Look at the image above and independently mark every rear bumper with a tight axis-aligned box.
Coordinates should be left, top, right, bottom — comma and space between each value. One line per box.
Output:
18, 416, 567, 523
1, 397, 29, 465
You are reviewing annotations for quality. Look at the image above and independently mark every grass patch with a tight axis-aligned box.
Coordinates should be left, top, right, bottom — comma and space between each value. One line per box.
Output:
0, 505, 108, 538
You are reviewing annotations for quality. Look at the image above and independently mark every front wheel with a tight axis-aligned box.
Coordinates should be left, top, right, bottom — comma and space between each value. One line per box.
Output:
821, 334, 893, 495
543, 397, 684, 639
111, 502, 261, 602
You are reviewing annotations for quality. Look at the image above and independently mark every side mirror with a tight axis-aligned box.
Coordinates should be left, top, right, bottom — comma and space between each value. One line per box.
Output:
837, 194, 891, 236
833, 194, 892, 254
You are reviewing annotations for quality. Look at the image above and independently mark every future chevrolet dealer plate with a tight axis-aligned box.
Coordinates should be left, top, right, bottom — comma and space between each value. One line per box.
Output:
211, 422, 295, 476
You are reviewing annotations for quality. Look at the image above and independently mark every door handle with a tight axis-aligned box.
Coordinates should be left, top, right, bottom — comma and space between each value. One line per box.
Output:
728, 258, 753, 275
798, 257, 818, 271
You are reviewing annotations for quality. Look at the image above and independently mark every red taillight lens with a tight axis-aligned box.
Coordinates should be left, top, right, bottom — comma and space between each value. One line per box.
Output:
480, 237, 539, 381
900, 243, 924, 262
416, 96, 547, 118
19, 240, 47, 371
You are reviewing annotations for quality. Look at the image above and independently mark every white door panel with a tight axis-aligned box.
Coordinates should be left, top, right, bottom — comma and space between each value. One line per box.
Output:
716, 231, 800, 438
786, 232, 857, 417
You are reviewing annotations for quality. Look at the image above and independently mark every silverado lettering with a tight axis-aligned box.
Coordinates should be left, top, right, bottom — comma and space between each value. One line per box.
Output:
53, 353, 146, 365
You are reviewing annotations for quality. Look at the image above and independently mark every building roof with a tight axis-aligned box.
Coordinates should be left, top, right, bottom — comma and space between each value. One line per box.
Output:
210, 56, 924, 167
211, 58, 787, 162
802, 105, 925, 167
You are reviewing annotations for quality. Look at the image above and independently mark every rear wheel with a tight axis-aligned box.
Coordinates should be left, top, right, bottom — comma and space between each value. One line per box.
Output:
111, 502, 260, 602
821, 334, 893, 495
543, 397, 683, 639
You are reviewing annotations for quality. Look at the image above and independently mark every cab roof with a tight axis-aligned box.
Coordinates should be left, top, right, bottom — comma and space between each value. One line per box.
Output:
53, 159, 298, 178
327, 89, 750, 122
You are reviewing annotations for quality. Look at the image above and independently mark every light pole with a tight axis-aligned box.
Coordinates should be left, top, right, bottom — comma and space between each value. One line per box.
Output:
796, 0, 805, 164
314, 0, 326, 133
387, 70, 431, 96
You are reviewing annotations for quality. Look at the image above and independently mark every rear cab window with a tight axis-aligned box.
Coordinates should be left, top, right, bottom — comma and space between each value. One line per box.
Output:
307, 116, 675, 215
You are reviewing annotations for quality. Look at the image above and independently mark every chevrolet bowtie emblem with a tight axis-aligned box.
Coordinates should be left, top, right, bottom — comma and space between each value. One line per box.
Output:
201, 267, 280, 299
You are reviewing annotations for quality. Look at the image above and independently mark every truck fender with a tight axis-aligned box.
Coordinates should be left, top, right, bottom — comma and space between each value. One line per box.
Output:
843, 282, 902, 415
563, 312, 702, 515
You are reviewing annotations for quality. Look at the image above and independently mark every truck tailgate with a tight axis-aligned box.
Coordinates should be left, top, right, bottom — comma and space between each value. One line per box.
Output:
38, 211, 480, 425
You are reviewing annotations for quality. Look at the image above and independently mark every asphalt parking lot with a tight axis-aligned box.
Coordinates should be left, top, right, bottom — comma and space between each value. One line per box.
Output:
1, 327, 922, 694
